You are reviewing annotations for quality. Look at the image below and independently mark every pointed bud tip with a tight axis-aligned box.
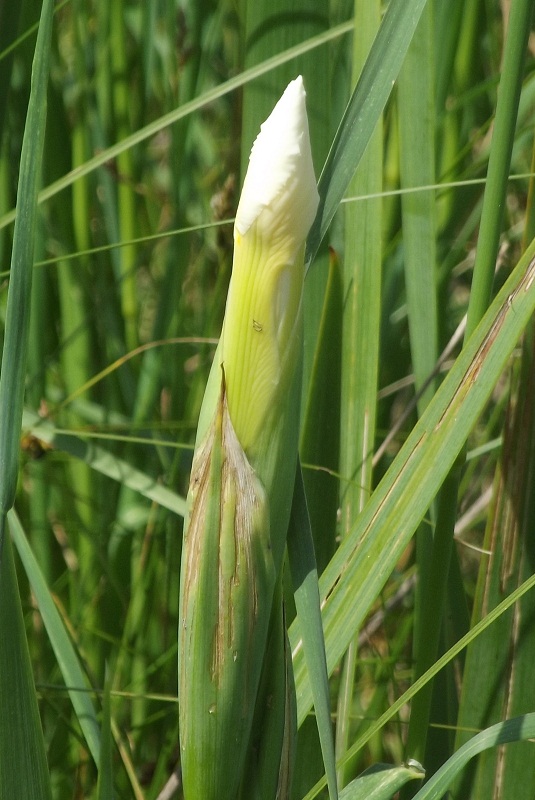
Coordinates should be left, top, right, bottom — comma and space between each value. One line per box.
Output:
235, 76, 319, 247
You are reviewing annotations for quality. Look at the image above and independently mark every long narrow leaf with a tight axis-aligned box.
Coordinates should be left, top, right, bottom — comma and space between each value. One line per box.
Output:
340, 763, 425, 800
465, 0, 534, 337
292, 239, 535, 724
412, 714, 535, 800
0, 534, 52, 798
0, 0, 54, 531
0, 1, 55, 796
288, 464, 338, 800
397, 3, 441, 770
8, 510, 101, 766
21, 409, 186, 517
336, 0, 382, 781
306, 0, 430, 267
96, 673, 114, 800
303, 570, 535, 799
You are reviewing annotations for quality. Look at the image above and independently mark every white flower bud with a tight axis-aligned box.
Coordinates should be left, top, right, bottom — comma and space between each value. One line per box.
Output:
221, 76, 319, 453
235, 76, 319, 264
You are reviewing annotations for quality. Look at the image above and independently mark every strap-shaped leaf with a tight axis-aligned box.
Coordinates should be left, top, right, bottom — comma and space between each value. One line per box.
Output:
288, 464, 338, 800
339, 763, 425, 800
412, 714, 535, 800
305, 0, 430, 268
0, 1, 55, 796
292, 239, 535, 724
9, 511, 101, 766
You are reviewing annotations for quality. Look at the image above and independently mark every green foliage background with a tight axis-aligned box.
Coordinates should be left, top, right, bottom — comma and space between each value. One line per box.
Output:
1, 0, 535, 798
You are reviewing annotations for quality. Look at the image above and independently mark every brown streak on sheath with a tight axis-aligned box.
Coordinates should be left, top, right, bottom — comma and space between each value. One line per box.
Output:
434, 254, 535, 432
212, 383, 265, 683
182, 369, 270, 689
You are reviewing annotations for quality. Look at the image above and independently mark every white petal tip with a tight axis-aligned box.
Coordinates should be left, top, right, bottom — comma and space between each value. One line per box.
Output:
235, 76, 319, 246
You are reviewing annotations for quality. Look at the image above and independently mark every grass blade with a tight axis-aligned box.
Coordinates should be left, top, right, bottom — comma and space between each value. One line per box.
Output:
292, 238, 535, 724
96, 674, 114, 800
397, 2, 438, 410
306, 0, 430, 267
340, 763, 425, 800
452, 338, 535, 799
304, 570, 535, 799
396, 3, 441, 773
412, 714, 535, 800
465, 0, 533, 338
0, 1, 54, 795
0, 533, 52, 798
0, 0, 54, 529
9, 510, 101, 767
336, 0, 382, 784
288, 463, 338, 800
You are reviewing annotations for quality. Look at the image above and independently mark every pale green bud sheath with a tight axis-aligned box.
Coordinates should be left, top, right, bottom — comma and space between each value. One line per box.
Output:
179, 76, 318, 800
221, 75, 319, 455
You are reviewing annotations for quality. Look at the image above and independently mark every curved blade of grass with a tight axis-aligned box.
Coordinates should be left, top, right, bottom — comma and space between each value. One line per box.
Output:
416, 0, 535, 777
288, 464, 338, 800
291, 238, 535, 725
305, 0, 430, 268
21, 409, 186, 517
303, 568, 535, 799
411, 713, 535, 800
8, 510, 101, 767
340, 762, 425, 800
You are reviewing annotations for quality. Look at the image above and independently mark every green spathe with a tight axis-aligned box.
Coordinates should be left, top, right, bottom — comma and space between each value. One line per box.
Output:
179, 376, 275, 799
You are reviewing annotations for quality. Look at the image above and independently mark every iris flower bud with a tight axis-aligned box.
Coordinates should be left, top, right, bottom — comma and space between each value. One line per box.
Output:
179, 76, 318, 800
221, 75, 319, 454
